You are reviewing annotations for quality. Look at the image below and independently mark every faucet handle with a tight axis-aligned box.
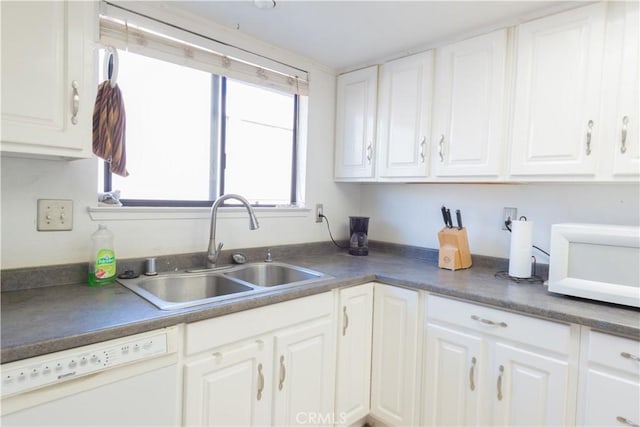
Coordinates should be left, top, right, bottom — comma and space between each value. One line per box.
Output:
264, 249, 273, 263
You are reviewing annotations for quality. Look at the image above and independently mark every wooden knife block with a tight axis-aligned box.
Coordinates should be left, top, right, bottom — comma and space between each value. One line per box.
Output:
438, 227, 472, 270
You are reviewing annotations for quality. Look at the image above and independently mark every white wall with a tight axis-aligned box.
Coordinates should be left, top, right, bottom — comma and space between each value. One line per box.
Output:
359, 182, 640, 263
0, 4, 362, 269
0, 62, 360, 269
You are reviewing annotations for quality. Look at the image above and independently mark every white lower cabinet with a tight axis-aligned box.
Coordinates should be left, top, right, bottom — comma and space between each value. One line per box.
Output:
272, 317, 335, 426
492, 341, 573, 426
423, 322, 486, 426
180, 283, 636, 427
422, 294, 579, 427
370, 283, 422, 426
334, 283, 375, 426
182, 293, 335, 427
577, 329, 640, 427
183, 338, 272, 426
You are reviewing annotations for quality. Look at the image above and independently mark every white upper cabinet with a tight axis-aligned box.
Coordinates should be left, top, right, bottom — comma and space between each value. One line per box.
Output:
609, 1, 639, 178
509, 3, 607, 178
1, 1, 95, 159
432, 29, 508, 179
334, 66, 378, 180
376, 51, 434, 179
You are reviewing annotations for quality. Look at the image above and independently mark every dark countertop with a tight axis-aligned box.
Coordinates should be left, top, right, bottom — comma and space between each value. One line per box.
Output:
2, 251, 639, 364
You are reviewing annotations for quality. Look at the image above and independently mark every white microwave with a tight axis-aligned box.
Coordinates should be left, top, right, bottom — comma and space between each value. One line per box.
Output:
548, 223, 640, 308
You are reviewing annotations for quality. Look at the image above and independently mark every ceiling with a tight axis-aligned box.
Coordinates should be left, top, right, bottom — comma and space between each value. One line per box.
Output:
171, 1, 583, 71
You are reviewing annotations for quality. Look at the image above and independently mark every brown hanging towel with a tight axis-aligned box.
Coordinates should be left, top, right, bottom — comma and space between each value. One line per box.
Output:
93, 80, 129, 177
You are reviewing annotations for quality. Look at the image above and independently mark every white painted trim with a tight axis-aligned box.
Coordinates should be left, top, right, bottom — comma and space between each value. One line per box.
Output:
87, 206, 311, 221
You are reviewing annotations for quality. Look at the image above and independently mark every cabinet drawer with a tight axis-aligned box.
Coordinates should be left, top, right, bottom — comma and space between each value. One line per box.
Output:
588, 331, 640, 376
185, 292, 333, 356
427, 294, 571, 354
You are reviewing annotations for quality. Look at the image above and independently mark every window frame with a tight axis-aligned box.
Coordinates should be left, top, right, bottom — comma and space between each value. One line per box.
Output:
102, 75, 299, 208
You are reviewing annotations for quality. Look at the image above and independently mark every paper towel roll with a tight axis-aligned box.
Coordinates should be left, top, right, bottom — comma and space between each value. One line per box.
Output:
509, 220, 533, 278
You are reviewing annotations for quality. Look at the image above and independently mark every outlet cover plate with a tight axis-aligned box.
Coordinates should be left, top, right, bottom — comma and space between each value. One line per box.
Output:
502, 207, 517, 230
37, 199, 73, 231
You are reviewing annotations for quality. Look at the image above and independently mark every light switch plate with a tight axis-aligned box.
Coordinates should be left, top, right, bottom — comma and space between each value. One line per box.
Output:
37, 199, 73, 231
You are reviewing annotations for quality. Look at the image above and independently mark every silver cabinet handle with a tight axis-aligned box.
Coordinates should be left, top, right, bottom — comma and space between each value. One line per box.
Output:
257, 363, 264, 401
278, 355, 286, 391
617, 416, 639, 427
621, 352, 640, 362
366, 143, 373, 164
419, 136, 426, 163
585, 120, 594, 155
497, 365, 504, 401
71, 81, 80, 125
342, 306, 349, 336
469, 357, 477, 391
471, 315, 508, 328
438, 134, 445, 162
621, 116, 629, 154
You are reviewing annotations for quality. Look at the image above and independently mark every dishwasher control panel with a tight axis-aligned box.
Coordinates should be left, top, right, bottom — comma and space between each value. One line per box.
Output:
1, 329, 172, 398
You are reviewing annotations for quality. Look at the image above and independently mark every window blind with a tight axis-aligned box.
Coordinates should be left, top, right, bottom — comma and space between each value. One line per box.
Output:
99, 3, 309, 96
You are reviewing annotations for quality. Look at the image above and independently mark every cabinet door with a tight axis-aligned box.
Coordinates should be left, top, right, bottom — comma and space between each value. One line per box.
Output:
272, 316, 335, 426
376, 51, 434, 178
510, 3, 606, 177
0, 1, 94, 158
612, 1, 639, 176
183, 338, 272, 427
335, 283, 374, 425
582, 368, 640, 427
335, 66, 378, 180
432, 29, 507, 178
492, 341, 571, 426
370, 284, 421, 426
422, 322, 487, 426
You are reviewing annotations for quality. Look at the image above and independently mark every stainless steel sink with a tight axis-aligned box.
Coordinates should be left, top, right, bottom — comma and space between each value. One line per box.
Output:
118, 262, 331, 310
223, 262, 325, 287
119, 272, 260, 310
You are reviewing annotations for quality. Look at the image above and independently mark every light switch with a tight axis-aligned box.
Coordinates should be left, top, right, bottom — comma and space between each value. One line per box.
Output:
37, 199, 73, 231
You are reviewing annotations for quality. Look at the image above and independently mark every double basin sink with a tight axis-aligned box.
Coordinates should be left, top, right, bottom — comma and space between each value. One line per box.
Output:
118, 262, 331, 310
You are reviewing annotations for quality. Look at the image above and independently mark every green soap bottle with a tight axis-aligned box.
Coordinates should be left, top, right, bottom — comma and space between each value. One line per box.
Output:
88, 224, 116, 286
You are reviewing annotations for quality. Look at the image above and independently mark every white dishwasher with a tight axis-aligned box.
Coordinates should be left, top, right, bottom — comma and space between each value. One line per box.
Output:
1, 326, 180, 426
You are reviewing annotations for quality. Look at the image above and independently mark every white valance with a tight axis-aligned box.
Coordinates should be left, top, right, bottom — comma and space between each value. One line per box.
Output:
99, 3, 309, 96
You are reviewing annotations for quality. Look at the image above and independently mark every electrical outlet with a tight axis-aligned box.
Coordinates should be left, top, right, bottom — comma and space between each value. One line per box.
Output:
315, 203, 323, 223
502, 207, 517, 230
37, 199, 73, 231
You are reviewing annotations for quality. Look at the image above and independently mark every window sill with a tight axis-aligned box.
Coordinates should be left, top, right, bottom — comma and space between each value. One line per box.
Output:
87, 206, 311, 221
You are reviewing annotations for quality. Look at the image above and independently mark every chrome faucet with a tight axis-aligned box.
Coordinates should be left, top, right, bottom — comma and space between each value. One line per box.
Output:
207, 194, 259, 268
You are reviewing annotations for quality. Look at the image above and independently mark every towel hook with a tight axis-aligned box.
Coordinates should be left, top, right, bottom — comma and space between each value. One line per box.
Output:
103, 46, 119, 88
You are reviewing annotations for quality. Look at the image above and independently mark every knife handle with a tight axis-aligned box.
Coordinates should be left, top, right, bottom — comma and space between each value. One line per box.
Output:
445, 209, 453, 228
441, 206, 449, 228
456, 209, 463, 230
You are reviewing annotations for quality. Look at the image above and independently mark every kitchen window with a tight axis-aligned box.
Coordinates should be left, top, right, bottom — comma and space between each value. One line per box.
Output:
99, 49, 298, 207
96, 4, 309, 208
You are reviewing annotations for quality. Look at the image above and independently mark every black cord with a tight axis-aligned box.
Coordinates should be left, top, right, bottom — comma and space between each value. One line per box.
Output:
504, 219, 550, 257
321, 214, 349, 249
